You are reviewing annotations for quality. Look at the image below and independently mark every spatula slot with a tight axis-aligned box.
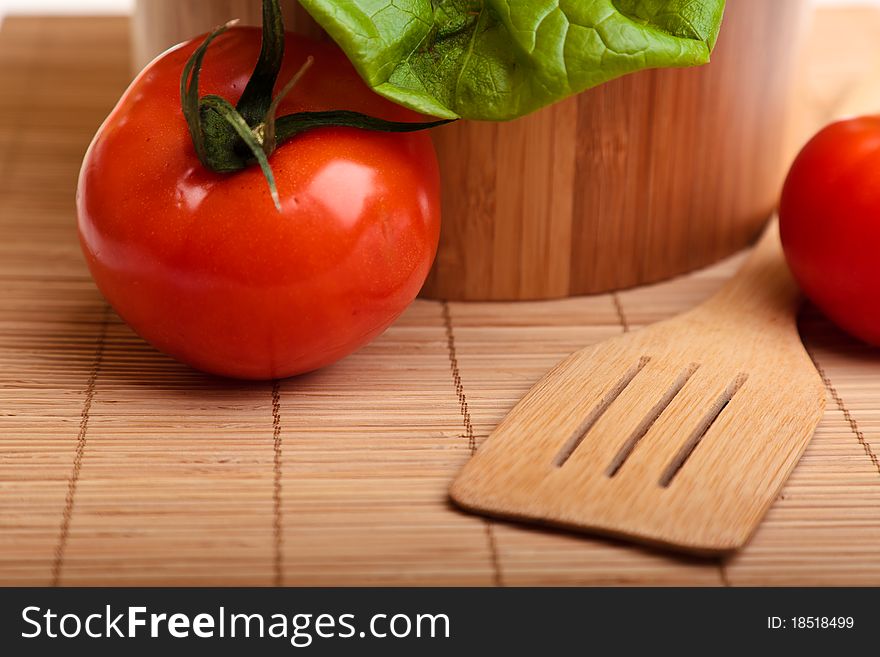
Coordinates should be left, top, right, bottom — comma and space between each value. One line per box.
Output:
606, 363, 701, 478
659, 373, 749, 487
553, 356, 651, 467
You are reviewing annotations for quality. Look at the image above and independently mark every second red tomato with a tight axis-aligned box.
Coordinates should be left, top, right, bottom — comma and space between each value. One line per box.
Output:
780, 116, 880, 346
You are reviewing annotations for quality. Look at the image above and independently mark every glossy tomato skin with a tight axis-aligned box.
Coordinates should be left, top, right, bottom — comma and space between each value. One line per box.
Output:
77, 29, 441, 379
780, 116, 880, 346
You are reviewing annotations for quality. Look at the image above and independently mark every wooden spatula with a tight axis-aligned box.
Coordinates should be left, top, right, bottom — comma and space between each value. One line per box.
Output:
450, 221, 826, 554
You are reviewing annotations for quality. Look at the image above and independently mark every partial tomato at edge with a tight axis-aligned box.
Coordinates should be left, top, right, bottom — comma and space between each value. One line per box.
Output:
77, 29, 442, 379
780, 115, 880, 346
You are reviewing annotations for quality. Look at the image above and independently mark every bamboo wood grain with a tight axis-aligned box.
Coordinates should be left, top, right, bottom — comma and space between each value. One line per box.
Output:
1, 11, 880, 586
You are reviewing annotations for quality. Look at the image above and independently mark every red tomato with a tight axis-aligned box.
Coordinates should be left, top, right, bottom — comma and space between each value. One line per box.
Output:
780, 116, 880, 346
77, 29, 441, 379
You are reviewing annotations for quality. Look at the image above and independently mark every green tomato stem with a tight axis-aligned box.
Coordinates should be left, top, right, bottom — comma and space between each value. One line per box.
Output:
180, 19, 238, 169
200, 95, 282, 211
262, 56, 315, 158
179, 0, 455, 211
236, 0, 285, 128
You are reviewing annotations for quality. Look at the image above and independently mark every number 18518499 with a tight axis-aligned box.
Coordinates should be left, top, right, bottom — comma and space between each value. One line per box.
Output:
768, 617, 854, 630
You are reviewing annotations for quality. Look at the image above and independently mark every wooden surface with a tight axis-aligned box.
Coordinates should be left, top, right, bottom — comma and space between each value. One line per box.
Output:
1, 10, 880, 586
452, 224, 827, 553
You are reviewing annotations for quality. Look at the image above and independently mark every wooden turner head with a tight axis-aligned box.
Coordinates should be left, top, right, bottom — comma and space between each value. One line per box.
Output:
451, 221, 826, 554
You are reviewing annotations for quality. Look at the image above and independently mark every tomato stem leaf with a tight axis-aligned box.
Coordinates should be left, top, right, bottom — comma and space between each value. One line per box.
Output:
236, 0, 285, 127
274, 112, 453, 145
201, 95, 282, 211
263, 57, 315, 157
181, 19, 238, 168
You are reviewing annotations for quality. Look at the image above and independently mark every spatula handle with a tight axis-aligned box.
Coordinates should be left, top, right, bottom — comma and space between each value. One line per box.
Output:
702, 218, 802, 321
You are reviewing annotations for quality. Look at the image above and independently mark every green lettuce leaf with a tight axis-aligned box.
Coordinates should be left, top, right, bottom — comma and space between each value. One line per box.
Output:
297, 0, 726, 121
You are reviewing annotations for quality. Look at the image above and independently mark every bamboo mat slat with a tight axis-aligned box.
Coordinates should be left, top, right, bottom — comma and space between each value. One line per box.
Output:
1, 13, 879, 587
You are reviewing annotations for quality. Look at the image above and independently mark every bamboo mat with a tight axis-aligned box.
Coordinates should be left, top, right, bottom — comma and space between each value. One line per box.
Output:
1, 12, 879, 587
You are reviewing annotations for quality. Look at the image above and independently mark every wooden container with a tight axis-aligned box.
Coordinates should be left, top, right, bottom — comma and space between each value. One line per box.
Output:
132, 0, 808, 301
132, 0, 323, 67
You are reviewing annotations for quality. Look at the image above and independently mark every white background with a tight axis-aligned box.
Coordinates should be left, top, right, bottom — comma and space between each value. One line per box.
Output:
0, 1, 134, 16
0, 0, 877, 18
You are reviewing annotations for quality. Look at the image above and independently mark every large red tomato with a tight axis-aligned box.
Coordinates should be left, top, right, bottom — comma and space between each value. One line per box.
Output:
77, 29, 441, 379
780, 116, 880, 346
